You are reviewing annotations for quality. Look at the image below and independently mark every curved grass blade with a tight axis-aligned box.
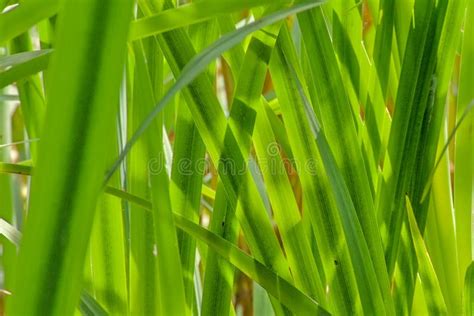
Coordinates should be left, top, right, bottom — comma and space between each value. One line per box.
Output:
151, 3, 298, 312
199, 8, 294, 315
112, 5, 325, 313
0, 49, 52, 89
0, 49, 52, 69
254, 97, 325, 301
78, 291, 108, 316
105, 0, 326, 182
0, 218, 21, 247
130, 0, 291, 41
6, 0, 134, 314
0, 0, 59, 44
421, 100, 474, 202
74, 185, 331, 316
174, 213, 330, 316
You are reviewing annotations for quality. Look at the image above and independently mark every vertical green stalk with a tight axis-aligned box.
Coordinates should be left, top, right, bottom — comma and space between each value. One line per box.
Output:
455, 0, 474, 286
254, 97, 325, 301
134, 39, 188, 316
7, 0, 133, 314
170, 19, 217, 313
364, 0, 395, 164
88, 136, 128, 314
128, 43, 159, 316
424, 125, 462, 314
128, 6, 165, 313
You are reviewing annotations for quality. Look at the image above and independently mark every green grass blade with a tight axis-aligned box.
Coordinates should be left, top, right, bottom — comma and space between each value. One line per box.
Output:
150, 41, 189, 315
133, 39, 188, 316
174, 213, 330, 316
201, 10, 287, 316
201, 182, 240, 316
0, 0, 59, 44
0, 49, 51, 70
364, 0, 395, 164
0, 218, 20, 247
421, 100, 474, 202
254, 97, 325, 301
253, 282, 273, 316
0, 49, 51, 89
464, 262, 474, 315
216, 15, 245, 83
78, 291, 108, 316
187, 20, 239, 316
6, 0, 133, 314
405, 197, 447, 315
330, 1, 370, 115
87, 137, 128, 314
130, 0, 291, 41
128, 44, 159, 315
371, 0, 395, 98
107, 5, 326, 315
148, 114, 188, 316
170, 87, 206, 315
0, 161, 213, 211
79, 184, 330, 315
0, 161, 32, 175
455, 1, 474, 286
170, 18, 215, 313
424, 125, 463, 314
393, 0, 414, 61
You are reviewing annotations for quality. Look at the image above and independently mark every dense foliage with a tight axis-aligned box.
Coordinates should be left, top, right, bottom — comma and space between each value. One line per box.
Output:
0, 0, 472, 315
